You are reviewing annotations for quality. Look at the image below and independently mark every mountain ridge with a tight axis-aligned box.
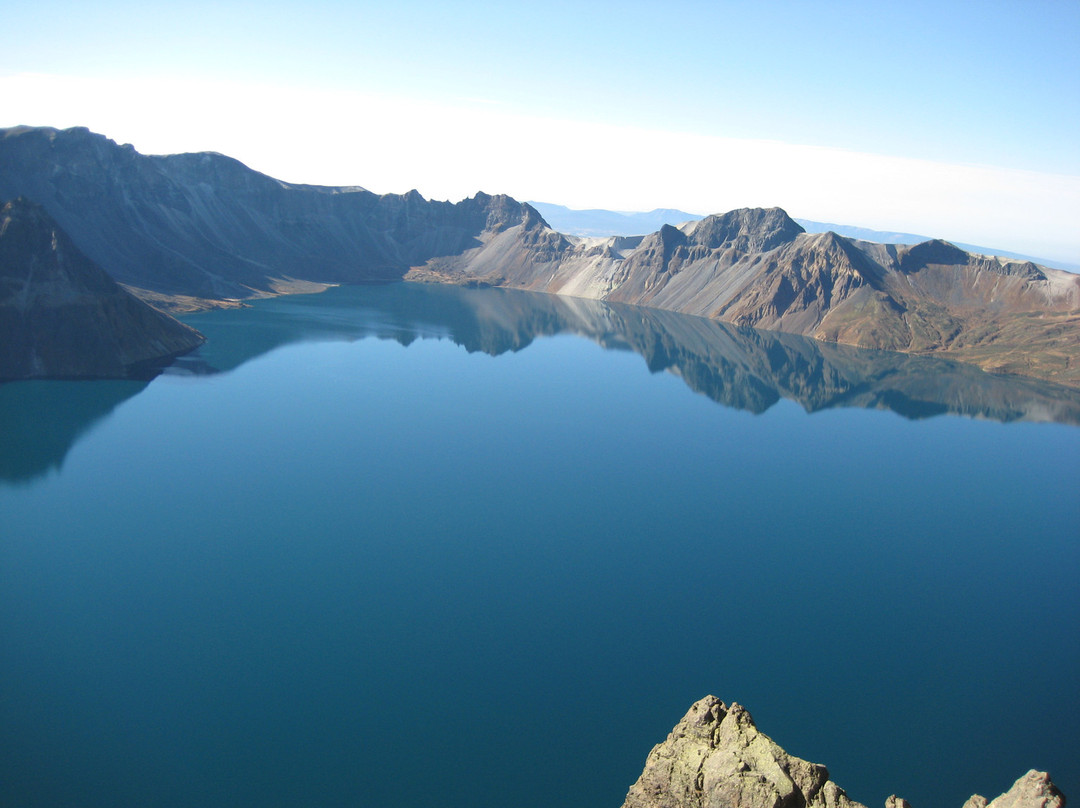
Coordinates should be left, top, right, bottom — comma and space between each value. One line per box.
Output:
527, 200, 1079, 272
2, 126, 1077, 387
0, 125, 544, 302
407, 205, 1079, 385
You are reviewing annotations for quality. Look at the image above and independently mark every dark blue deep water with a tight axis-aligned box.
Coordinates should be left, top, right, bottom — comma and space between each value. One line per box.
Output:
2, 284, 1078, 808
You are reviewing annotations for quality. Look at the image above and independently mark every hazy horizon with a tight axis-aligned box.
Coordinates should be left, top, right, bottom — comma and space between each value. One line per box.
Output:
2, 1, 1077, 264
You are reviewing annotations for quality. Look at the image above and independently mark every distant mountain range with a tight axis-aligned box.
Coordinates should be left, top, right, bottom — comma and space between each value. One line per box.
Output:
1, 126, 1077, 386
528, 201, 1080, 272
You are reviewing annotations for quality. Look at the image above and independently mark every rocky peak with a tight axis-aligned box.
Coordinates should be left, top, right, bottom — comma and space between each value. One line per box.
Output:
971, 257, 1048, 281
688, 207, 804, 252
658, 223, 689, 258
801, 231, 885, 284
520, 201, 551, 229
622, 698, 1068, 808
892, 772, 1064, 808
448, 191, 529, 232
985, 771, 1065, 808
621, 696, 863, 808
483, 193, 533, 231
898, 239, 970, 271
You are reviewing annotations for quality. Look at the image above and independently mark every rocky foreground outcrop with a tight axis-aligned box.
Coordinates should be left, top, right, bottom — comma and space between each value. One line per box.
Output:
621, 697, 864, 808
2, 126, 1077, 385
965, 771, 1066, 808
0, 197, 204, 379
622, 697, 1065, 808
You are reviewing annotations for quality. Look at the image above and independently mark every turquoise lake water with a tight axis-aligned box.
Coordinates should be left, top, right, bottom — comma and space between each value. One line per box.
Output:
2, 283, 1078, 807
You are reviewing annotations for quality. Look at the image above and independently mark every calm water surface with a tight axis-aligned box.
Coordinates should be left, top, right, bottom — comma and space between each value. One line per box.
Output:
2, 284, 1078, 808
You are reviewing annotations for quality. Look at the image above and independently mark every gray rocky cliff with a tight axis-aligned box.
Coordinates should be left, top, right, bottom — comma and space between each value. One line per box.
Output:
0, 197, 204, 379
623, 698, 1067, 808
3, 126, 1077, 386
0, 126, 546, 302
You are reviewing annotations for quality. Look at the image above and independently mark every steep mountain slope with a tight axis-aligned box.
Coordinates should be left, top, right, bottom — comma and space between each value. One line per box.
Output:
410, 206, 1079, 384
0, 198, 204, 379
0, 126, 540, 305
3, 126, 1077, 385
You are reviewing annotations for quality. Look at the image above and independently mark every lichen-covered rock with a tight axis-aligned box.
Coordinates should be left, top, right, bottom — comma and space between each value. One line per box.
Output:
984, 771, 1065, 808
621, 699, 1067, 808
620, 696, 866, 808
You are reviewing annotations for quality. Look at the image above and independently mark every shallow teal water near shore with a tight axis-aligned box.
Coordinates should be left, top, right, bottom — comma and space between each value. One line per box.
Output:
2, 284, 1078, 807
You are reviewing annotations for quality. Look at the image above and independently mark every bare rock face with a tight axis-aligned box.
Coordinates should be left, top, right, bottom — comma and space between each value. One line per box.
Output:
898, 772, 1065, 808
621, 696, 865, 808
983, 771, 1066, 808
623, 699, 1067, 808
0, 126, 548, 303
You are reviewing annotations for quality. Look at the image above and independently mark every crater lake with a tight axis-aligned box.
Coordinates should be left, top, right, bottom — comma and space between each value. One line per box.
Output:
2, 283, 1078, 808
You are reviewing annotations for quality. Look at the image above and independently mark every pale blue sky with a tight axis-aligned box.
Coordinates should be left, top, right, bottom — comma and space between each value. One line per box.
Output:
3, 0, 1078, 261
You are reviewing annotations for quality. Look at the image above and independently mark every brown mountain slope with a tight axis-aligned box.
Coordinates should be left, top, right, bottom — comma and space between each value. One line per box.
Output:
409, 207, 1080, 386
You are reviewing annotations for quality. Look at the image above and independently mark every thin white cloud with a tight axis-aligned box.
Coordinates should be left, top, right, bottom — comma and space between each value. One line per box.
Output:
3, 72, 1078, 263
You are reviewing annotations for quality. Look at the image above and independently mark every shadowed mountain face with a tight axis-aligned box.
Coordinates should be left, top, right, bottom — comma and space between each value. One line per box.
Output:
2, 126, 1077, 386
0, 197, 205, 380
0, 126, 542, 302
173, 284, 1080, 425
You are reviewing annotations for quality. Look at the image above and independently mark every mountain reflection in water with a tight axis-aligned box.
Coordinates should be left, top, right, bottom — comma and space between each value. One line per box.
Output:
0, 379, 149, 483
4, 282, 1077, 485
174, 282, 1080, 425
